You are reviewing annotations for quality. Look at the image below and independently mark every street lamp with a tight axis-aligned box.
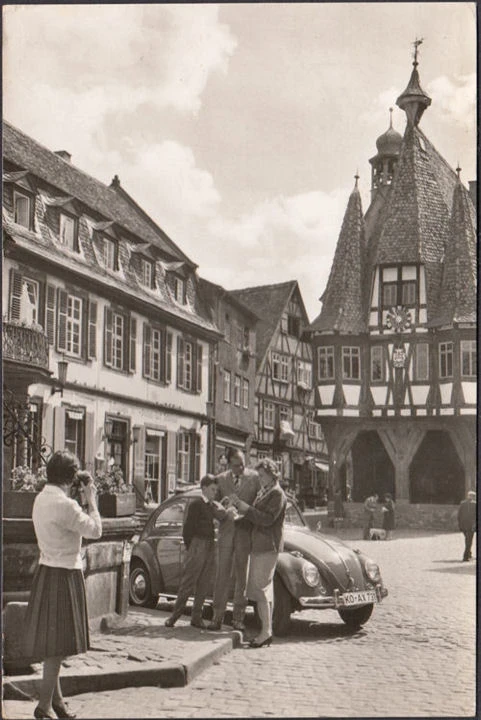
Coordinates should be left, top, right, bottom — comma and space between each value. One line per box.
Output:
51, 356, 68, 396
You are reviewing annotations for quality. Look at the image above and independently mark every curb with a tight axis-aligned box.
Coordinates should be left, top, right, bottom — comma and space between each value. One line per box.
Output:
3, 634, 240, 699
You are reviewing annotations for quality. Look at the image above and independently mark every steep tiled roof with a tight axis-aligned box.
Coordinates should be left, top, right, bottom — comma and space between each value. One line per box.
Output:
309, 183, 366, 334
198, 277, 259, 322
230, 281, 297, 367
429, 178, 477, 326
2, 120, 193, 265
370, 125, 458, 319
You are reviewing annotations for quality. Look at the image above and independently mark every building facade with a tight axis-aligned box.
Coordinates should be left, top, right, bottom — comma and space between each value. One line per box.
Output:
198, 279, 258, 471
309, 51, 476, 510
3, 121, 222, 505
232, 281, 328, 506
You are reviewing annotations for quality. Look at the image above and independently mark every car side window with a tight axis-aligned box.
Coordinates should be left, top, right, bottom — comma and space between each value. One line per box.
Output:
154, 500, 187, 531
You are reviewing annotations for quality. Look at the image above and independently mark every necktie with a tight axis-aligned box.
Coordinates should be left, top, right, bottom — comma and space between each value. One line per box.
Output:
234, 475, 240, 490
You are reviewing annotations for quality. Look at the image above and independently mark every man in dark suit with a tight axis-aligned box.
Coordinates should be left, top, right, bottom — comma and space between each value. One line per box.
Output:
458, 490, 476, 561
207, 449, 260, 631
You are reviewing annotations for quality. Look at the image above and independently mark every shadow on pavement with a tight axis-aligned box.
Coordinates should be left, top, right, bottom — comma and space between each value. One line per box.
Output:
426, 563, 476, 575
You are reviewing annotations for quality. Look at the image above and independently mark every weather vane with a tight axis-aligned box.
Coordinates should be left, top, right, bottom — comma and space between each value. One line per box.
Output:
412, 37, 424, 66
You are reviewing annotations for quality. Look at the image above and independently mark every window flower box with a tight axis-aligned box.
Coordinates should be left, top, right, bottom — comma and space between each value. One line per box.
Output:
3, 465, 47, 518
94, 465, 136, 517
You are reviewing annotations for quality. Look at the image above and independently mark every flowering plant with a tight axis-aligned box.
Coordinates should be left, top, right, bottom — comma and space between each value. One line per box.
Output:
10, 465, 47, 492
94, 464, 130, 495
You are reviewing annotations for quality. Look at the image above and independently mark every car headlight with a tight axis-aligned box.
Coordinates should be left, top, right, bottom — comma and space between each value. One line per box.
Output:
302, 561, 321, 587
365, 560, 381, 583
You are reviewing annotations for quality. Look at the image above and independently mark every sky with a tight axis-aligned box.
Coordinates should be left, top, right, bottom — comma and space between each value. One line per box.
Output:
3, 2, 476, 320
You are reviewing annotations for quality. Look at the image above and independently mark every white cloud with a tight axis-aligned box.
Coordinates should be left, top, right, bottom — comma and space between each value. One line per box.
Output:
427, 74, 476, 130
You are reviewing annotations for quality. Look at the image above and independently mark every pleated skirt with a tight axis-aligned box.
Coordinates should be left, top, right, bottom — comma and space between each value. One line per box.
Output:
24, 565, 90, 659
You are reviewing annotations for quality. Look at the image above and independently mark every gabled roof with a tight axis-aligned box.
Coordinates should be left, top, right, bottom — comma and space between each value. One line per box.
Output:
2, 120, 193, 265
230, 280, 300, 367
310, 182, 367, 334
429, 177, 477, 327
198, 278, 259, 323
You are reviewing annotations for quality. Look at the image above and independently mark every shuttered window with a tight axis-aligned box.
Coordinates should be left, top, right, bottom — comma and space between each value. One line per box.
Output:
104, 306, 135, 372
177, 336, 203, 392
57, 289, 83, 357
46, 285, 56, 345
14, 190, 33, 229
9, 270, 40, 325
166, 332, 173, 382
177, 431, 201, 484
143, 323, 165, 382
87, 302, 97, 359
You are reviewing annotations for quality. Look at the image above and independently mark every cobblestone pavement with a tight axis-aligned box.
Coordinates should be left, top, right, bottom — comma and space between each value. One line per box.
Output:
7, 531, 477, 718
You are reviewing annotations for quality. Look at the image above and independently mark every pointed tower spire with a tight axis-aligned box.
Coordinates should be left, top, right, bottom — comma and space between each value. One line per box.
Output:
310, 177, 366, 334
396, 38, 432, 126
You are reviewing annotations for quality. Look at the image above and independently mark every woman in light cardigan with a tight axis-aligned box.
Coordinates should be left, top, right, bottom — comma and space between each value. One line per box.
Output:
233, 458, 287, 647
25, 451, 102, 719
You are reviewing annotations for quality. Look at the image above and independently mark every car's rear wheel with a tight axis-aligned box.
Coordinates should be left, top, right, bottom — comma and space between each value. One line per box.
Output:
272, 575, 292, 636
129, 560, 157, 608
338, 603, 374, 627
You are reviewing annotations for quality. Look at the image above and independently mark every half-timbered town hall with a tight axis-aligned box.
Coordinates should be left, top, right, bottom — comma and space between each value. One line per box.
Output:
309, 49, 476, 515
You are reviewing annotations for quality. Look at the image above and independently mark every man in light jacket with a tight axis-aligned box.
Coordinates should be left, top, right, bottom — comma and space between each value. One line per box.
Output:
207, 449, 260, 631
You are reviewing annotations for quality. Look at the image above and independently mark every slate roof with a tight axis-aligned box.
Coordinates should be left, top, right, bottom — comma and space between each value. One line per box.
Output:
309, 182, 367, 334
2, 120, 193, 265
429, 177, 477, 326
230, 281, 299, 368
198, 277, 259, 323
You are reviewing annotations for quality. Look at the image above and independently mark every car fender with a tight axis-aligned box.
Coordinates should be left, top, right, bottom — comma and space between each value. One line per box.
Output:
131, 542, 164, 596
275, 552, 311, 599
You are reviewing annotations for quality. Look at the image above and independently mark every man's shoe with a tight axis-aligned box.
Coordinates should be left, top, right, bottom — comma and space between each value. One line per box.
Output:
164, 616, 177, 627
232, 621, 246, 631
190, 618, 207, 629
207, 620, 222, 631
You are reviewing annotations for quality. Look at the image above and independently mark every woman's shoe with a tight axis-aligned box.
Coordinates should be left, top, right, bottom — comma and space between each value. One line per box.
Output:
33, 707, 56, 720
249, 636, 272, 648
52, 701, 77, 719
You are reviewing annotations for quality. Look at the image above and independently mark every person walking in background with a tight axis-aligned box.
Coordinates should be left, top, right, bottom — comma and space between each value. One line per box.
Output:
232, 458, 287, 648
24, 451, 102, 720
363, 492, 379, 540
207, 449, 260, 631
382, 493, 396, 540
165, 475, 221, 629
457, 490, 477, 561
333, 487, 345, 527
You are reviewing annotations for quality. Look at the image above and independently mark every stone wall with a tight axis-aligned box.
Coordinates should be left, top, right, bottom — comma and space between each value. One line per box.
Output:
329, 502, 459, 531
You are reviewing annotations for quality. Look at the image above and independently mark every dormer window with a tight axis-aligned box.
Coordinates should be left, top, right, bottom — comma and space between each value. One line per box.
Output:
140, 258, 154, 288
59, 212, 78, 252
381, 266, 418, 308
174, 276, 186, 304
102, 236, 118, 271
14, 190, 34, 229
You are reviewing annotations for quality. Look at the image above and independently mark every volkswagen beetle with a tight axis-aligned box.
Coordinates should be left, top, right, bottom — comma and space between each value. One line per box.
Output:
129, 488, 388, 635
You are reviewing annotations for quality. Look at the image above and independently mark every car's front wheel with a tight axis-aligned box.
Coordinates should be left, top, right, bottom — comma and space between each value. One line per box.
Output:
129, 560, 158, 608
338, 603, 374, 627
272, 575, 292, 636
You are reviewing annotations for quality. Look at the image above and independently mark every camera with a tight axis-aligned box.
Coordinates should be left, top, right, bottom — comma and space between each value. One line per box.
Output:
76, 471, 91, 486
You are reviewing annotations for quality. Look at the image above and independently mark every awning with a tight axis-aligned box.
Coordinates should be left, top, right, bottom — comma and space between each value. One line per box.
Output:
146, 428, 165, 438
315, 461, 329, 472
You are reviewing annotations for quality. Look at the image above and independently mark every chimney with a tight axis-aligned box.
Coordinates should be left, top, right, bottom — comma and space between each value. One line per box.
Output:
468, 181, 477, 208
110, 174, 121, 189
54, 150, 71, 163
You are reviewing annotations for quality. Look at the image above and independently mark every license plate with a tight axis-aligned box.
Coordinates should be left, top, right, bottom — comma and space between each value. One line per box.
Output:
341, 590, 377, 606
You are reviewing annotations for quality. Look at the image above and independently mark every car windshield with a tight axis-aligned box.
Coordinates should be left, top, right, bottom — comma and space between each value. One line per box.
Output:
284, 499, 306, 527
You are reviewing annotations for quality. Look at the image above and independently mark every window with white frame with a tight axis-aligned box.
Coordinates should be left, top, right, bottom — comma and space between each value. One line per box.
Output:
234, 375, 241, 406
242, 378, 249, 409
297, 360, 312, 387
102, 237, 118, 270
177, 337, 202, 393
64, 408, 85, 464
140, 258, 154, 288
104, 308, 136, 372
23, 278, 39, 324
381, 265, 417, 308
223, 370, 231, 402
414, 343, 429, 381
279, 405, 290, 423
177, 432, 200, 484
174, 276, 185, 304
439, 342, 453, 379
144, 431, 164, 504
263, 401, 275, 429
59, 213, 78, 251
143, 325, 165, 382
318, 346, 334, 379
57, 291, 83, 358
460, 340, 476, 378
342, 346, 360, 379
370, 345, 384, 382
272, 352, 289, 382
14, 190, 33, 229
308, 415, 323, 439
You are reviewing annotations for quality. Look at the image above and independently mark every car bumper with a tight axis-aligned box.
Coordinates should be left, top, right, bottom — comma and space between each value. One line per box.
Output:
299, 583, 388, 609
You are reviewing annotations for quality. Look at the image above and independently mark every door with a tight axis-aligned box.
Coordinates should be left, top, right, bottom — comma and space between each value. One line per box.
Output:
149, 497, 191, 593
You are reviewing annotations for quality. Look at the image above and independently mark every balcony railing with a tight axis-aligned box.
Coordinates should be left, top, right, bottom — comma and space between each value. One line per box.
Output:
2, 321, 49, 370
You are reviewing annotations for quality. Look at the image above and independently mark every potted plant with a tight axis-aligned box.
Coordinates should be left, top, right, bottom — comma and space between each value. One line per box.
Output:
94, 465, 136, 517
4, 465, 47, 518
